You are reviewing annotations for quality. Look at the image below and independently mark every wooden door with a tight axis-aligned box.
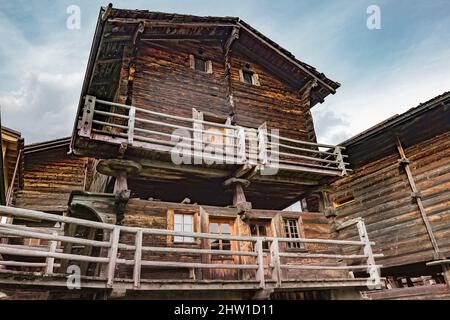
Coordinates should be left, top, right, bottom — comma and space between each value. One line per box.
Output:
209, 218, 238, 280
249, 220, 273, 277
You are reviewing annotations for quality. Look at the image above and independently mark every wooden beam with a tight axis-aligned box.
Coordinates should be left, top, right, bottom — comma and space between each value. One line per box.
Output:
396, 137, 441, 257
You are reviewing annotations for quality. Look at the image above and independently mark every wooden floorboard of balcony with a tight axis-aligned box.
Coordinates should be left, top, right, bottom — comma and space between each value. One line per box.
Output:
0, 269, 373, 293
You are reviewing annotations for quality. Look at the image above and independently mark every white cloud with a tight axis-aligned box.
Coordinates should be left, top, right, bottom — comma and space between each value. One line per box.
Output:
0, 9, 89, 143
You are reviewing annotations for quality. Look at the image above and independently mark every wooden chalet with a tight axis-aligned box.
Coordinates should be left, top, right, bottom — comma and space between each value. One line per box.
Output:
0, 5, 382, 300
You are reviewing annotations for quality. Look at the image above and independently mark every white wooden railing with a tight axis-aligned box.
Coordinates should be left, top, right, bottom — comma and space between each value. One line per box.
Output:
77, 96, 350, 176
0, 206, 381, 289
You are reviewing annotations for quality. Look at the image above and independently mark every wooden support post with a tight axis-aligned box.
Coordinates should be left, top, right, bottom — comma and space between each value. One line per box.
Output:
192, 108, 204, 165
255, 239, 265, 288
442, 264, 450, 286
237, 128, 246, 163
396, 138, 441, 258
78, 95, 96, 138
127, 107, 136, 145
357, 220, 381, 289
80, 227, 97, 275
133, 229, 143, 288
107, 227, 120, 288
224, 178, 252, 213
60, 223, 77, 273
334, 147, 347, 176
45, 233, 58, 275
258, 122, 268, 165
270, 239, 282, 286
199, 207, 211, 280
114, 171, 128, 194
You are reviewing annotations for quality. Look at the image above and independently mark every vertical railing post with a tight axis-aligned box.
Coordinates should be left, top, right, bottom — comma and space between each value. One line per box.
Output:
78, 95, 96, 138
45, 232, 58, 275
334, 147, 347, 176
357, 220, 381, 289
128, 107, 136, 145
133, 229, 143, 289
107, 227, 120, 288
258, 123, 268, 166
255, 239, 265, 288
237, 128, 247, 164
270, 239, 282, 286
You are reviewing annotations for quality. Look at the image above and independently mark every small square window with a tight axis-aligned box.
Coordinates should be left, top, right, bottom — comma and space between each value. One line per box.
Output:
242, 70, 254, 84
190, 54, 212, 73
194, 57, 207, 72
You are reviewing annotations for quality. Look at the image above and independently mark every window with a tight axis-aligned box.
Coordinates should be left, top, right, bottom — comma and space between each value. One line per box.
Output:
189, 54, 213, 73
210, 221, 231, 251
195, 57, 207, 72
250, 222, 269, 250
333, 195, 355, 208
239, 68, 260, 86
283, 218, 303, 249
243, 70, 254, 84
174, 213, 195, 243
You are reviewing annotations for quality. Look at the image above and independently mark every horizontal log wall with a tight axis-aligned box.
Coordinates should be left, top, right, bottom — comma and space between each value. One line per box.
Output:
230, 51, 310, 140
114, 40, 313, 144
331, 132, 450, 269
73, 196, 352, 281
14, 146, 88, 215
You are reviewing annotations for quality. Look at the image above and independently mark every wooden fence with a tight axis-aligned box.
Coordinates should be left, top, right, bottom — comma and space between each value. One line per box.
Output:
78, 95, 350, 176
0, 206, 381, 290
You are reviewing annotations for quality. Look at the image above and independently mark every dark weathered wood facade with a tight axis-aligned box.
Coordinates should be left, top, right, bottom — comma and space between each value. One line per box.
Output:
70, 6, 347, 210
328, 92, 450, 298
14, 138, 88, 216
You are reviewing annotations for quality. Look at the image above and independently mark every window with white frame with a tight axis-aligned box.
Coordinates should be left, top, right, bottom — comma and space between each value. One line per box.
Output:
174, 213, 195, 243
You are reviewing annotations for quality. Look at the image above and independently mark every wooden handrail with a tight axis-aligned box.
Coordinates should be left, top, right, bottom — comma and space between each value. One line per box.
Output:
81, 95, 351, 175
0, 205, 380, 289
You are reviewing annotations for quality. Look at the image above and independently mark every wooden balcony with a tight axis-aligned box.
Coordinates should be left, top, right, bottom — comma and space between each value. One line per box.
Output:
73, 96, 349, 176
0, 206, 382, 299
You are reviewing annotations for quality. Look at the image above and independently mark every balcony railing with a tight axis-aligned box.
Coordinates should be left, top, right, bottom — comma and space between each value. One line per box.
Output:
0, 206, 382, 292
77, 96, 350, 176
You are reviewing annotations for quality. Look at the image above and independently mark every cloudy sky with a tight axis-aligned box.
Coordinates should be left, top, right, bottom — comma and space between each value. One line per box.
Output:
0, 0, 449, 144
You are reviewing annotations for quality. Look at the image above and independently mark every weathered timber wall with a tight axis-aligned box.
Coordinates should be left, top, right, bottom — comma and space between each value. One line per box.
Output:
14, 146, 88, 214
230, 51, 311, 140
71, 195, 350, 281
114, 41, 313, 143
331, 132, 450, 269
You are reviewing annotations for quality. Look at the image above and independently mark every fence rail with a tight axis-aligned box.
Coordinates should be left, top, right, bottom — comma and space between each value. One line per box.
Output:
0, 206, 381, 290
77, 96, 350, 176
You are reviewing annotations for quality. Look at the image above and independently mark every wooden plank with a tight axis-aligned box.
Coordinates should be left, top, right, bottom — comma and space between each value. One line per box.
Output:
0, 246, 109, 264
107, 227, 120, 287
133, 229, 143, 288
255, 239, 265, 288
396, 138, 441, 256
45, 232, 58, 275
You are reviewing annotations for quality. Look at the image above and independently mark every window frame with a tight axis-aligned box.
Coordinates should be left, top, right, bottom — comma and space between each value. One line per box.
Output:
189, 54, 213, 74
173, 213, 195, 244
333, 195, 355, 208
282, 217, 305, 250
167, 209, 199, 245
239, 68, 260, 86
209, 221, 232, 251
249, 221, 271, 250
